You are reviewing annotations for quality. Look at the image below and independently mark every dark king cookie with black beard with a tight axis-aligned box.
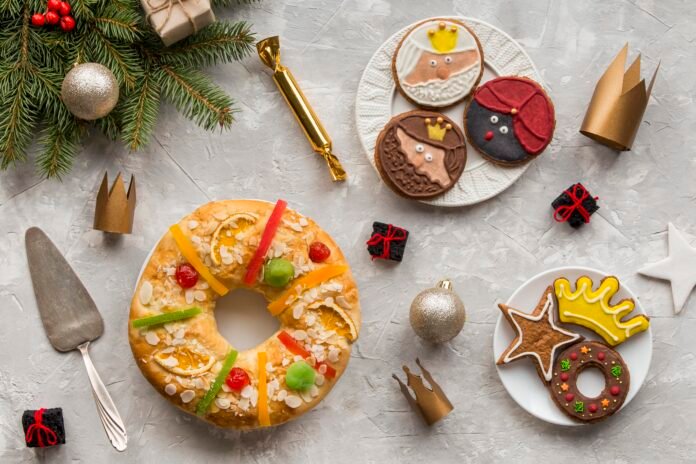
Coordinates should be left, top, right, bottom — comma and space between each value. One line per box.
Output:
464, 76, 556, 166
374, 110, 467, 199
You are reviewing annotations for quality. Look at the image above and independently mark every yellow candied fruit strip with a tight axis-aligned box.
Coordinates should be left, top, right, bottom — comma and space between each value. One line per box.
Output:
267, 264, 348, 316
169, 224, 229, 296
257, 351, 270, 427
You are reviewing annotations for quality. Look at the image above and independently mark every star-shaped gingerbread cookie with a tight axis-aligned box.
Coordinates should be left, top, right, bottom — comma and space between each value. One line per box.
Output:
497, 286, 583, 383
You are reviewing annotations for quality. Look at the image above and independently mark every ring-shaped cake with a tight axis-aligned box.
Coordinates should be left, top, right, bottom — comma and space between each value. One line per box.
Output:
128, 200, 360, 429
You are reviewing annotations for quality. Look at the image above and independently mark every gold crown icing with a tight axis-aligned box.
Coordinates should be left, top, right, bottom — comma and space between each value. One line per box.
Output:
424, 117, 451, 141
554, 276, 650, 346
427, 22, 458, 53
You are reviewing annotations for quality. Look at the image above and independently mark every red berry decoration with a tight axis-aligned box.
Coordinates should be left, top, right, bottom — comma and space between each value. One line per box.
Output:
610, 386, 621, 396
31, 13, 46, 27
597, 351, 605, 361
45, 11, 60, 25
58, 1, 71, 16
308, 241, 331, 263
59, 15, 75, 32
565, 393, 574, 402
47, 0, 61, 11
570, 352, 578, 361
225, 367, 250, 391
588, 403, 598, 413
559, 373, 569, 382
175, 263, 199, 289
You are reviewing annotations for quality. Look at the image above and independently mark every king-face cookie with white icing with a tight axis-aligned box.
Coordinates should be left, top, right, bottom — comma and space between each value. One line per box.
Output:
392, 19, 484, 108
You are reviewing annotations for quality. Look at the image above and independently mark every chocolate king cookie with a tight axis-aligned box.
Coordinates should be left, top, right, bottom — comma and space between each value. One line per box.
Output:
374, 110, 467, 199
464, 76, 556, 166
392, 19, 484, 108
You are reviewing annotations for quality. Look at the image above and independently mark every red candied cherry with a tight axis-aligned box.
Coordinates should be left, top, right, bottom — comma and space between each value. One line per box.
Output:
597, 352, 606, 361
59, 15, 75, 32
565, 393, 574, 402
45, 11, 60, 25
570, 352, 578, 361
225, 367, 250, 391
610, 386, 620, 396
559, 373, 569, 382
47, 0, 61, 11
308, 241, 331, 263
31, 13, 46, 27
58, 1, 71, 16
175, 263, 199, 289
588, 404, 598, 413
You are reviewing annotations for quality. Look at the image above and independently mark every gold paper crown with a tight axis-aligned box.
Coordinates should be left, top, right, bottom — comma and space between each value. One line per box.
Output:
94, 172, 136, 234
580, 44, 659, 151
427, 22, 458, 52
554, 276, 650, 347
392, 358, 453, 425
424, 117, 451, 141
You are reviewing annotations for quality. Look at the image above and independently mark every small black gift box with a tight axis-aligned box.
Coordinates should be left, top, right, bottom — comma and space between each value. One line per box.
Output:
551, 183, 599, 229
366, 222, 409, 262
22, 408, 65, 448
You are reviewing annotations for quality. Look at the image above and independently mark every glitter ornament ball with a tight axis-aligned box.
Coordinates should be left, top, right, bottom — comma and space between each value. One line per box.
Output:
409, 280, 466, 344
61, 63, 119, 120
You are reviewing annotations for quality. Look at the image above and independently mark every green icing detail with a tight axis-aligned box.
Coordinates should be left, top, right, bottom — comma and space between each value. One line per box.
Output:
560, 359, 571, 371
611, 365, 622, 378
132, 307, 202, 328
574, 401, 584, 413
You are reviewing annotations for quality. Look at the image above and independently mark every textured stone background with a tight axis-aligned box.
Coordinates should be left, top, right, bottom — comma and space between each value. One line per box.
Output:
1, 0, 694, 462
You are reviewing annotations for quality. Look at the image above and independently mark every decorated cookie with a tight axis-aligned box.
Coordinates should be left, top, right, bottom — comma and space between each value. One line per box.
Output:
392, 19, 484, 108
464, 76, 555, 166
374, 110, 467, 199
554, 276, 650, 347
497, 286, 583, 383
550, 341, 629, 423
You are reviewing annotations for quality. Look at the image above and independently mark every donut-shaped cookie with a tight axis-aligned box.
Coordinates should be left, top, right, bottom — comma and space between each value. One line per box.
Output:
549, 341, 629, 423
129, 200, 360, 429
464, 76, 555, 166
392, 18, 484, 108
374, 110, 467, 199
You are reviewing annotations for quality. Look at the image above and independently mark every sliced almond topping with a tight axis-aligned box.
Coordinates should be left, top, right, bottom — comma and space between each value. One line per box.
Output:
164, 383, 177, 396
180, 390, 195, 403
145, 331, 160, 346
284, 395, 302, 408
139, 281, 153, 305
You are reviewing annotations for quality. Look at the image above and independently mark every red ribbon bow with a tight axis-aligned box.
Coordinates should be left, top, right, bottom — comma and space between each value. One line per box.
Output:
25, 408, 58, 448
366, 224, 407, 260
553, 184, 598, 224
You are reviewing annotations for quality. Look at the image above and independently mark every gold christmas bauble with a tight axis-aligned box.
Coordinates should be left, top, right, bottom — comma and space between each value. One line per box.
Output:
61, 63, 119, 120
409, 279, 466, 344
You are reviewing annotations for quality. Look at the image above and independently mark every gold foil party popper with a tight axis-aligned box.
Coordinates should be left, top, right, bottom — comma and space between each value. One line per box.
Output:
257, 36, 346, 181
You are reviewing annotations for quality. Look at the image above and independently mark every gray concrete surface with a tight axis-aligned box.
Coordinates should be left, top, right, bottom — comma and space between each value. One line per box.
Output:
1, 0, 694, 462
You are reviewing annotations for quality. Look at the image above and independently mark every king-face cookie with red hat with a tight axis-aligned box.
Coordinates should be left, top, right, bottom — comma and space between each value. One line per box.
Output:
464, 76, 556, 166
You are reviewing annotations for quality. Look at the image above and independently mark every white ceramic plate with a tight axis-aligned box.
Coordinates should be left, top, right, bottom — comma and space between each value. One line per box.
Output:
355, 16, 543, 207
493, 266, 653, 426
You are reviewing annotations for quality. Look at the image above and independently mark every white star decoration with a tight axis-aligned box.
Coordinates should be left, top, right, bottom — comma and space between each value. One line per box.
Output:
639, 223, 696, 314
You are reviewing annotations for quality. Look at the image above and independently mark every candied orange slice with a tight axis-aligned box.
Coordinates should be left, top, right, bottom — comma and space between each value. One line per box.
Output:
308, 301, 357, 342
154, 346, 215, 376
210, 213, 258, 265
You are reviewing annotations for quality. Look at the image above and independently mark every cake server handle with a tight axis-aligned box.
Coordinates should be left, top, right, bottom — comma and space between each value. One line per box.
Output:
78, 341, 128, 451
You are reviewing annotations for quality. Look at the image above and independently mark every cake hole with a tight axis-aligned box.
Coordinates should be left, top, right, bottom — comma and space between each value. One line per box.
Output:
214, 289, 280, 351
576, 367, 606, 398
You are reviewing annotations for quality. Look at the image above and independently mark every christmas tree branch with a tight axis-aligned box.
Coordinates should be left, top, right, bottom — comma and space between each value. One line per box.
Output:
121, 70, 160, 150
159, 21, 255, 67
157, 65, 235, 130
37, 117, 83, 178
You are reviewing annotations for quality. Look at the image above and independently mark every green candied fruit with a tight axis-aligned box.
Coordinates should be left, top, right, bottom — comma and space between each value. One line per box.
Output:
285, 361, 316, 391
263, 258, 295, 287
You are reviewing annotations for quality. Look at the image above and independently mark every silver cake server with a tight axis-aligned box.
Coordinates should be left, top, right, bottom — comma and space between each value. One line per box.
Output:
25, 227, 127, 451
